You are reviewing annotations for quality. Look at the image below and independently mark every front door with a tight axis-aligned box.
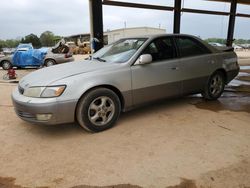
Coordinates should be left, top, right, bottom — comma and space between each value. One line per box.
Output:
131, 37, 182, 106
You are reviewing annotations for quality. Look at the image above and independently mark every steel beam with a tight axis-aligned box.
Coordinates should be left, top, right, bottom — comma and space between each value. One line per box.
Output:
89, 0, 104, 51
182, 8, 229, 16
100, 0, 249, 43
206, 0, 250, 6
236, 13, 250, 18
102, 0, 174, 11
173, 0, 182, 33
226, 0, 237, 47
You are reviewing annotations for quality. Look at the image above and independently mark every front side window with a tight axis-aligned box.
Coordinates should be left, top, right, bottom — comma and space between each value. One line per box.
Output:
92, 38, 147, 63
142, 37, 176, 62
176, 37, 211, 58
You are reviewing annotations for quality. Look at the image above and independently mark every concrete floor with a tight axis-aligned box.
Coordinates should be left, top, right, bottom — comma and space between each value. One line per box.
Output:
0, 54, 250, 188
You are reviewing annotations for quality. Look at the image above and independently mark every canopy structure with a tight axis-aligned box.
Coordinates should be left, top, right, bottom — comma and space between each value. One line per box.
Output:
208, 0, 250, 5
89, 0, 250, 50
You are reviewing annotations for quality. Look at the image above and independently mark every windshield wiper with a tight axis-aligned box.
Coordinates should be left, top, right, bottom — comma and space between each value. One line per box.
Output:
93, 57, 106, 62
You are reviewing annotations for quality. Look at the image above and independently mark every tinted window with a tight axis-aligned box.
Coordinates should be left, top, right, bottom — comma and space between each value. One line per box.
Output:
142, 37, 176, 62
176, 37, 210, 58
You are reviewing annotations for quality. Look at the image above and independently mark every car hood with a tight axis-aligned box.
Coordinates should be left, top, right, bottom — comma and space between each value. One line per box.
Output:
0, 55, 12, 61
19, 60, 120, 88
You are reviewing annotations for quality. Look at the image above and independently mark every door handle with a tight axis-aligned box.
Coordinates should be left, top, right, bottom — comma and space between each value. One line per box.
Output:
171, 67, 179, 70
209, 60, 215, 64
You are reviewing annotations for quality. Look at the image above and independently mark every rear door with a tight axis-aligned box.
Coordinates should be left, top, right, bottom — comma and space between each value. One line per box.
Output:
131, 37, 182, 106
175, 36, 214, 95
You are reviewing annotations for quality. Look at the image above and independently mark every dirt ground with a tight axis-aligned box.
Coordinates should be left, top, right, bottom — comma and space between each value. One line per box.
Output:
0, 53, 250, 188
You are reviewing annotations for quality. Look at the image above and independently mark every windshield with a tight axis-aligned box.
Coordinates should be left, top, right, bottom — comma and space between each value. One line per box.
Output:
92, 38, 147, 63
17, 44, 33, 51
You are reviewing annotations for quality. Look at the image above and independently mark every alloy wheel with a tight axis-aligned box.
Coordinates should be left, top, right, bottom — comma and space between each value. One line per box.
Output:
88, 96, 115, 126
210, 74, 223, 97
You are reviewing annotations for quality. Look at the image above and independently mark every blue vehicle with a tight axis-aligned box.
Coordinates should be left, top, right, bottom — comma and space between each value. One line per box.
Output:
0, 43, 48, 70
16, 43, 34, 50
12, 44, 48, 68
0, 42, 73, 70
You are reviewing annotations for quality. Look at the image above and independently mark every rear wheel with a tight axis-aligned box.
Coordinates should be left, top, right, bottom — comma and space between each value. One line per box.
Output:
76, 88, 121, 132
45, 59, 55, 67
202, 71, 225, 100
2, 61, 12, 70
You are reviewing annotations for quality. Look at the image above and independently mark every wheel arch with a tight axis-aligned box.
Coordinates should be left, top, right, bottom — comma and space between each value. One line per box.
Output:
214, 68, 228, 83
44, 58, 56, 65
1, 60, 12, 69
0, 59, 11, 65
74, 84, 125, 120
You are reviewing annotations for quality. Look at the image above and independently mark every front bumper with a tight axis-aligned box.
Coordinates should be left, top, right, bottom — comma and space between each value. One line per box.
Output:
12, 87, 78, 125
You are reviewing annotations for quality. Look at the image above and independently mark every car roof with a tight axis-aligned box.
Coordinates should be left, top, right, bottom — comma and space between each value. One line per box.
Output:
123, 33, 200, 40
119, 33, 218, 53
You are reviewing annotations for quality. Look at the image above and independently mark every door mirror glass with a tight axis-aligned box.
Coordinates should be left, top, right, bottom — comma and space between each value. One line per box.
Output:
137, 54, 152, 65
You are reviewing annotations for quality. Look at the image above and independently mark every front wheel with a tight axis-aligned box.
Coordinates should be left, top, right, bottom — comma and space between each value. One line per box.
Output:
202, 71, 225, 100
76, 88, 121, 132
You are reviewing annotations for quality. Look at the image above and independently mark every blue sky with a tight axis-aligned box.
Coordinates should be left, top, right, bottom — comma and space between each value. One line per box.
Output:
0, 0, 249, 40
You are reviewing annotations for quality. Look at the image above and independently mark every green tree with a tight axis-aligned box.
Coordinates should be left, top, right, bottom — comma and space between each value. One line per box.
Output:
0, 40, 5, 51
40, 31, 55, 47
22, 34, 41, 48
1, 39, 20, 48
234, 39, 248, 44
53, 35, 63, 43
205, 38, 226, 45
0, 43, 3, 52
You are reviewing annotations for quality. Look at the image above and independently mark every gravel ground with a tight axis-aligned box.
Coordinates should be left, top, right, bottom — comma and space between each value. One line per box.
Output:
0, 54, 250, 188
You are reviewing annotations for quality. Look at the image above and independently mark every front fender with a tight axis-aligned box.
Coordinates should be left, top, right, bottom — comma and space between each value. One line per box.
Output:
51, 67, 133, 110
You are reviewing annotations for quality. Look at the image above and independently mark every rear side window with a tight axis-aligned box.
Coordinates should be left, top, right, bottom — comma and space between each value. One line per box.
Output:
176, 37, 211, 58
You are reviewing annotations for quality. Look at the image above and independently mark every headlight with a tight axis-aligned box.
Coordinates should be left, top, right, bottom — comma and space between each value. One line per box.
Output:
41, 86, 66, 98
23, 87, 44, 97
23, 85, 66, 98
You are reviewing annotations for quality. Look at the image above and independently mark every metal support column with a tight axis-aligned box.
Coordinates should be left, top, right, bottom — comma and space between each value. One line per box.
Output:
226, 0, 237, 47
173, 0, 182, 33
89, 0, 104, 51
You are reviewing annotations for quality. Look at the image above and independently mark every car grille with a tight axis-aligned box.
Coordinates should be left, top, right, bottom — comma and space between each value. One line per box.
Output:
16, 110, 35, 119
18, 85, 24, 94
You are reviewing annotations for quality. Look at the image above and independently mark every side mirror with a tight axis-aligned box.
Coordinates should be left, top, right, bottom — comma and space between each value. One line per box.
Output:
136, 54, 152, 65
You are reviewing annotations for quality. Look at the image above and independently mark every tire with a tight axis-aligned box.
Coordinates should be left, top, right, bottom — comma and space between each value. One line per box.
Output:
202, 71, 225, 100
2, 61, 12, 70
45, 59, 55, 67
76, 88, 121, 132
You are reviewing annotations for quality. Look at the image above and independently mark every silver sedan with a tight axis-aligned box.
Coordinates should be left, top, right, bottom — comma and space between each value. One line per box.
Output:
12, 34, 239, 132
43, 49, 74, 67
0, 48, 74, 70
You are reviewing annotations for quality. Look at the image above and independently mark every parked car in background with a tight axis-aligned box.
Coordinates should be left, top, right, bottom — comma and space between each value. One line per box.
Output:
45, 41, 74, 66
233, 44, 243, 50
12, 34, 239, 132
240, 44, 250, 49
2, 48, 15, 55
208, 42, 225, 47
0, 52, 5, 58
0, 42, 74, 70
